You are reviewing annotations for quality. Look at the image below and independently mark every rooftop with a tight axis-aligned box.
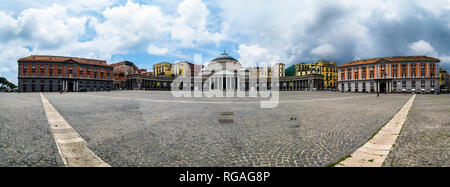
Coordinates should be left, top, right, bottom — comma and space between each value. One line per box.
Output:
18, 55, 111, 67
212, 51, 238, 62
338, 56, 440, 68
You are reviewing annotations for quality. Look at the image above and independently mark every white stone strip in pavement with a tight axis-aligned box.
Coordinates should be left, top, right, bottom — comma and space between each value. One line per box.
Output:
336, 94, 416, 167
40, 93, 110, 167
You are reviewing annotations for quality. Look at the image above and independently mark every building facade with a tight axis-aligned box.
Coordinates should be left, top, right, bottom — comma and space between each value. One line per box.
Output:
18, 55, 113, 92
337, 56, 440, 93
317, 60, 338, 89
111, 61, 139, 89
170, 51, 323, 91
153, 62, 172, 77
272, 63, 286, 78
172, 61, 204, 77
286, 61, 337, 89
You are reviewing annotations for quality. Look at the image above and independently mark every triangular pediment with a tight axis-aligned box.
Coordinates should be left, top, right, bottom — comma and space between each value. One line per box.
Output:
375, 58, 391, 63
64, 59, 81, 65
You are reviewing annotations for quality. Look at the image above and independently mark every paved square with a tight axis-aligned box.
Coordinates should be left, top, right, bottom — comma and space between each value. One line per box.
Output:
0, 91, 448, 167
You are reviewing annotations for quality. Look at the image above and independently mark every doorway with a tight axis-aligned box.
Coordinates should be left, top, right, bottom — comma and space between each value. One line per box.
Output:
68, 81, 74, 92
379, 81, 386, 93
223, 77, 226, 90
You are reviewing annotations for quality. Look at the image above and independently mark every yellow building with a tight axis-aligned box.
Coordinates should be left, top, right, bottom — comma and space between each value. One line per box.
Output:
294, 63, 320, 76
153, 62, 172, 77
317, 60, 338, 89
439, 67, 447, 86
288, 60, 337, 89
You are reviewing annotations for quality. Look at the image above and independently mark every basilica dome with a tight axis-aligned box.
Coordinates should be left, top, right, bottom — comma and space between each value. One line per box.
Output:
207, 51, 242, 72
211, 51, 239, 62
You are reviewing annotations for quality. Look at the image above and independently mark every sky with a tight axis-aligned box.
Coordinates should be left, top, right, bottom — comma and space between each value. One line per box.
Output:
0, 0, 449, 84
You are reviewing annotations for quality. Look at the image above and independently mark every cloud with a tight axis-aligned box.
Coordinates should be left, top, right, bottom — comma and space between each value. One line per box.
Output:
0, 46, 31, 84
409, 40, 436, 55
147, 44, 169, 55
218, 0, 450, 68
311, 43, 336, 56
237, 44, 280, 67
408, 40, 450, 66
171, 0, 226, 46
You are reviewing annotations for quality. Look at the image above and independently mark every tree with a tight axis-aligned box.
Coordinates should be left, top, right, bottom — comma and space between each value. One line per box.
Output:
0, 76, 16, 90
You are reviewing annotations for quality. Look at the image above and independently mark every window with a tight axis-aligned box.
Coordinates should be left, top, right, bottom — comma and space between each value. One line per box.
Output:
421, 80, 425, 87
412, 80, 416, 87
421, 70, 425, 77
431, 80, 435, 86
402, 81, 406, 88
362, 68, 366, 79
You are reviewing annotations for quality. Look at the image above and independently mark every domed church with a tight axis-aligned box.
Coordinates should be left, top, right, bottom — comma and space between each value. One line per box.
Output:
199, 51, 246, 90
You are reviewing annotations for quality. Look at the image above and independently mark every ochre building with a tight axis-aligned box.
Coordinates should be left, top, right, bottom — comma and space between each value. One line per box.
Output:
337, 56, 440, 93
286, 60, 337, 89
18, 55, 113, 92
153, 62, 172, 77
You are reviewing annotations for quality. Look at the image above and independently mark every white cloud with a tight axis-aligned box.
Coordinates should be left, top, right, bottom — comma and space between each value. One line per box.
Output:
311, 43, 336, 56
0, 4, 89, 51
0, 46, 31, 84
237, 44, 280, 67
66, 0, 118, 12
171, 0, 225, 46
408, 40, 450, 66
147, 44, 169, 55
409, 40, 437, 56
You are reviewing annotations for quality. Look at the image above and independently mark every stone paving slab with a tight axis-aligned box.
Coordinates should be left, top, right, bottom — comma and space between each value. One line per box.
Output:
0, 93, 64, 167
383, 95, 450, 167
337, 95, 416, 167
40, 93, 110, 167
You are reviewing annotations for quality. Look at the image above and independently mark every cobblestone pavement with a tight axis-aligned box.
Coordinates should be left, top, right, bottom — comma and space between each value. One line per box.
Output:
42, 91, 412, 167
384, 95, 450, 167
0, 93, 64, 167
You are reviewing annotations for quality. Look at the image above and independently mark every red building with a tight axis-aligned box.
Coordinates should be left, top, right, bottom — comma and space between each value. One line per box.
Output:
18, 55, 113, 92
338, 56, 440, 93
110, 61, 140, 89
